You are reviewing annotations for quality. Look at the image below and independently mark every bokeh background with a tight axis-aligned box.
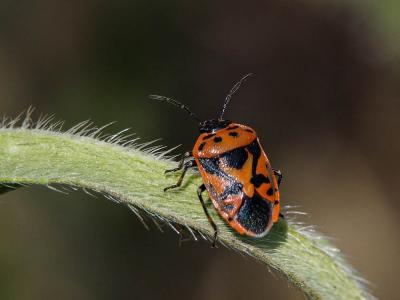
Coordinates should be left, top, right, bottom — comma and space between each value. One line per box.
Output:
0, 1, 399, 299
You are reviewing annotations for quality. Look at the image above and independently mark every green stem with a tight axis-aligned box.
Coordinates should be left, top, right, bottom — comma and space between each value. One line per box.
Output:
0, 124, 373, 300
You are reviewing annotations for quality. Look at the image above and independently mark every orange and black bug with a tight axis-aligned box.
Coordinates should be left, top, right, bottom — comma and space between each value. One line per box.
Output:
150, 74, 282, 246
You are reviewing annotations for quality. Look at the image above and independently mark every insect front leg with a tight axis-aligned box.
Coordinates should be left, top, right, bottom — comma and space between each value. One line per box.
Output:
197, 184, 218, 247
164, 159, 196, 192
165, 151, 192, 174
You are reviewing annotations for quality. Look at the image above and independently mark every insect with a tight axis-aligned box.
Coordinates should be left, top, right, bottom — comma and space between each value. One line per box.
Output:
150, 74, 282, 246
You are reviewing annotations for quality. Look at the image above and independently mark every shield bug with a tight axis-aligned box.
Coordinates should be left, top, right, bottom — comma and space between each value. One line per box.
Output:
150, 74, 282, 246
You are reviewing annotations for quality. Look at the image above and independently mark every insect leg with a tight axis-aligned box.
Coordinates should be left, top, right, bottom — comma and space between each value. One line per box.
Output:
197, 184, 218, 247
164, 159, 196, 192
165, 151, 192, 174
273, 169, 283, 186
273, 169, 284, 219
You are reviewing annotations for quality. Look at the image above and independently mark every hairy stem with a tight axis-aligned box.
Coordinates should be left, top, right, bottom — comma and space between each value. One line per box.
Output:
0, 126, 373, 300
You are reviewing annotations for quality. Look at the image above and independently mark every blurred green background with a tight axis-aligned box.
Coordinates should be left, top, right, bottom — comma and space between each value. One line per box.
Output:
1, 1, 399, 299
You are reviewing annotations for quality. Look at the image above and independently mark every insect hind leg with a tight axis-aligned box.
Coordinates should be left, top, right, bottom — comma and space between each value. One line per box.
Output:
197, 184, 218, 247
273, 169, 283, 186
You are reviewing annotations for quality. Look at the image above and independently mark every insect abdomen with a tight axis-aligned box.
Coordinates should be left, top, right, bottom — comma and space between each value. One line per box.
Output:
235, 193, 273, 236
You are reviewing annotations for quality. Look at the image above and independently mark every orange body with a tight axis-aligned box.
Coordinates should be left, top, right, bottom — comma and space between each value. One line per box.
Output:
192, 123, 280, 237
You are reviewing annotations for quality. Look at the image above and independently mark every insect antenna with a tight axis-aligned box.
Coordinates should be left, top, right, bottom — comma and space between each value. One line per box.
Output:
149, 95, 201, 122
219, 73, 253, 120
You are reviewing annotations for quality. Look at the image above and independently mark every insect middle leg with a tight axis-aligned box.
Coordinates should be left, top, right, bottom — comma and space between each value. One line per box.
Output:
164, 159, 196, 192
198, 184, 218, 247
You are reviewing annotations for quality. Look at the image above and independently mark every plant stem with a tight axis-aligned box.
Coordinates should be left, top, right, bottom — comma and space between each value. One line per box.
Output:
0, 127, 373, 300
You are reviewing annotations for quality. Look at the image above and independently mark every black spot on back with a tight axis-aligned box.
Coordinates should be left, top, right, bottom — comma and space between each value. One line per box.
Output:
247, 139, 261, 176
214, 136, 222, 143
198, 142, 206, 151
250, 174, 270, 187
199, 157, 220, 175
267, 187, 274, 196
236, 193, 272, 235
229, 131, 239, 137
202, 133, 216, 141
220, 147, 248, 169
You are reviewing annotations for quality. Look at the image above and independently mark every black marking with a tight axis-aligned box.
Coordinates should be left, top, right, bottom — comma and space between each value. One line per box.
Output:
245, 129, 254, 133
199, 157, 220, 175
247, 139, 275, 194
227, 125, 239, 130
250, 173, 270, 187
213, 136, 222, 143
218, 182, 243, 201
274, 200, 279, 205
204, 174, 241, 214
199, 158, 234, 182
247, 139, 261, 178
202, 133, 216, 141
236, 193, 272, 235
229, 131, 239, 137
220, 147, 248, 169
198, 142, 206, 151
